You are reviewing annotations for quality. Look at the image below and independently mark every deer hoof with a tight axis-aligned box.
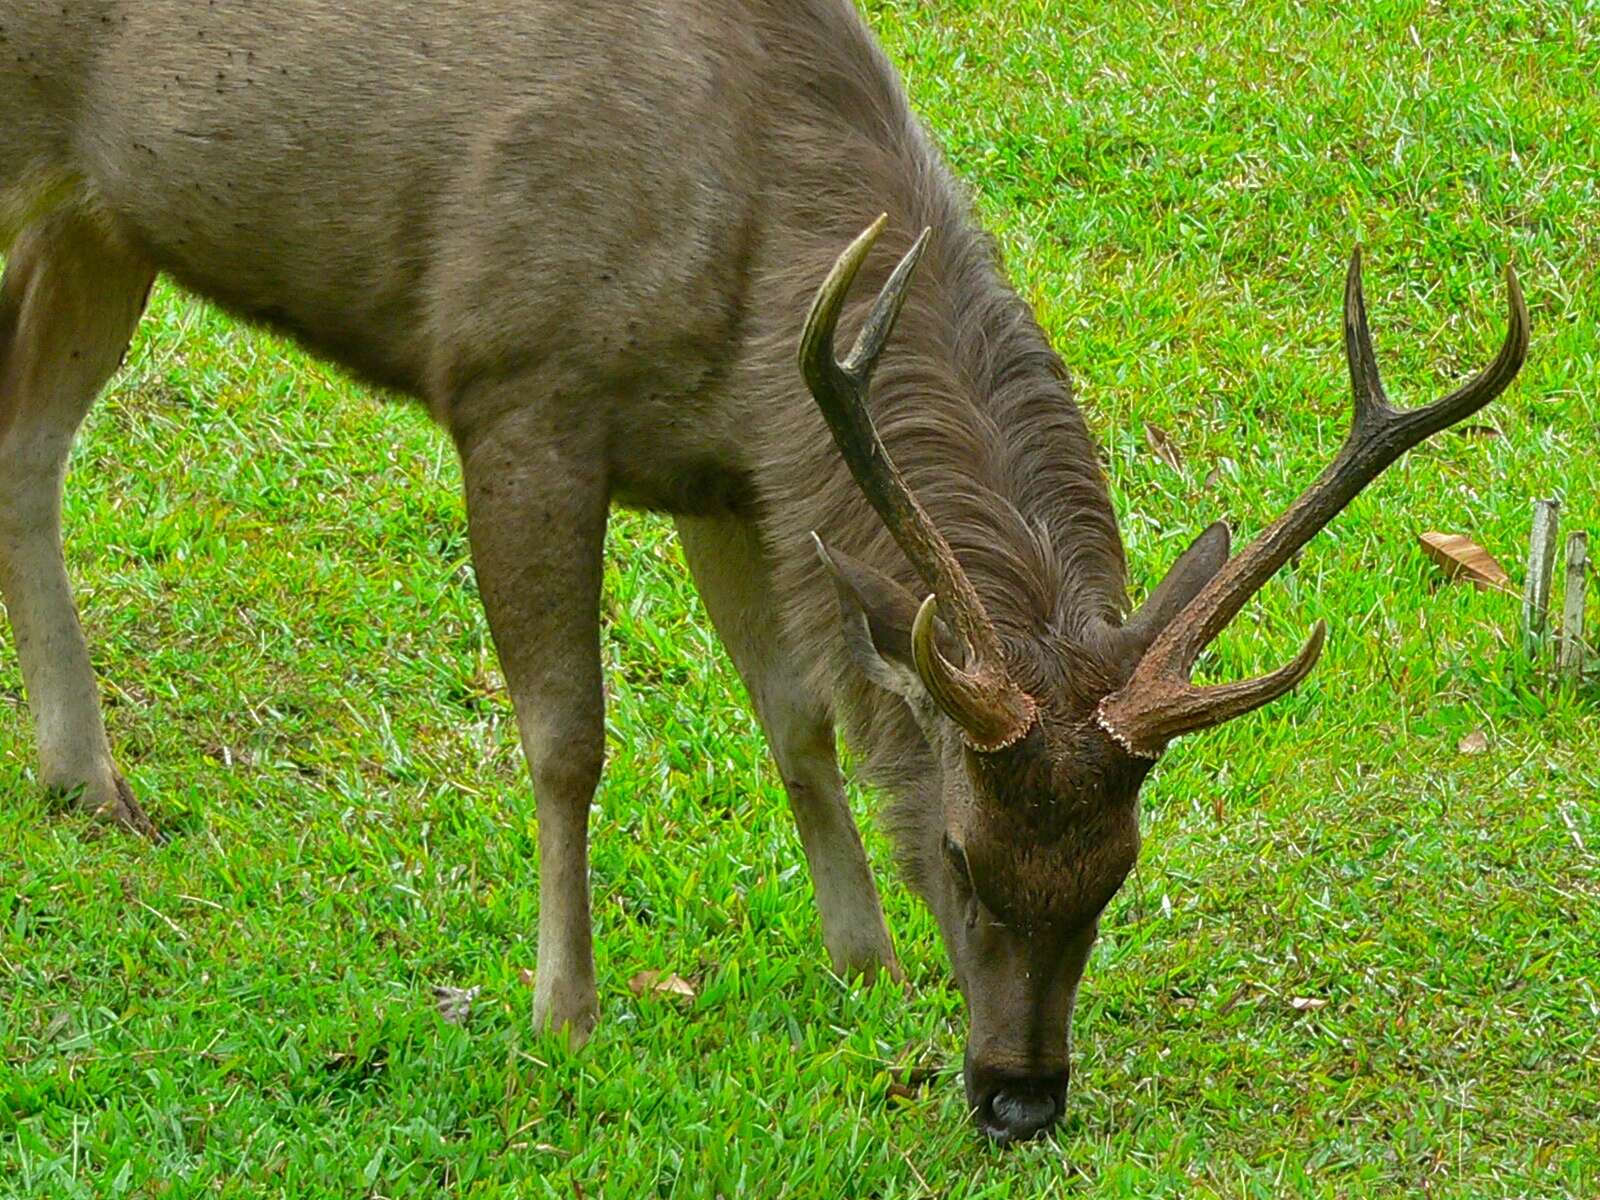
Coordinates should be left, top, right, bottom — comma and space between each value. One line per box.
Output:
533, 981, 599, 1048
831, 949, 904, 986
826, 930, 903, 984
72, 773, 159, 841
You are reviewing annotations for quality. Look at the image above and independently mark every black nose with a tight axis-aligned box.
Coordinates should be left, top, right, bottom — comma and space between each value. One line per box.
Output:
979, 1081, 1063, 1144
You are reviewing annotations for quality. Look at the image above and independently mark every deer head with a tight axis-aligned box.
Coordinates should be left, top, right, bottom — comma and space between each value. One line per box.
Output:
803, 217, 1528, 1142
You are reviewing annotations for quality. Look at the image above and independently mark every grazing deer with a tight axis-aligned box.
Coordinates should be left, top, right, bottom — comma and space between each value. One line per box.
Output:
0, 1, 1525, 1142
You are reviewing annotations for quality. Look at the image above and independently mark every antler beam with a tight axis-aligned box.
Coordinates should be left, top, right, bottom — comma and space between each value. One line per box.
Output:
1098, 250, 1529, 759
801, 217, 1037, 751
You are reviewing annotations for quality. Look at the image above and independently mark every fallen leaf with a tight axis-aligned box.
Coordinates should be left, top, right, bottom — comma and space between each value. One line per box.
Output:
1453, 423, 1502, 440
434, 984, 481, 1025
518, 968, 536, 987
1289, 995, 1328, 1012
1144, 423, 1184, 472
628, 970, 696, 1000
1418, 531, 1512, 593
1458, 730, 1490, 755
886, 1082, 921, 1103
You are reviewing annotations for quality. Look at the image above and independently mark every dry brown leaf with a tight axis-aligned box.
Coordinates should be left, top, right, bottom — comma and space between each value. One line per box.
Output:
1144, 423, 1184, 472
518, 967, 536, 987
1453, 423, 1503, 440
628, 970, 697, 1000
1289, 995, 1328, 1012
1418, 531, 1512, 593
1458, 730, 1490, 755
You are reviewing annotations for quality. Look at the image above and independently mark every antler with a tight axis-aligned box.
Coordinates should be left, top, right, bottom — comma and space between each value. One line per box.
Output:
1098, 249, 1529, 759
800, 216, 1037, 751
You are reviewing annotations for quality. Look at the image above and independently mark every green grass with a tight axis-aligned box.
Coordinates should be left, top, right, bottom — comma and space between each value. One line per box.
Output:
4, 1, 1599, 1195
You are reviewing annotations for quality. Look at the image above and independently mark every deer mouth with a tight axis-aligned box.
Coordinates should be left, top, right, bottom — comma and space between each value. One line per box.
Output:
976, 1087, 1061, 1145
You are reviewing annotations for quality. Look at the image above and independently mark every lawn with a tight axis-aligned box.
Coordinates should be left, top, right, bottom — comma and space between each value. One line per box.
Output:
3, 1, 1598, 1196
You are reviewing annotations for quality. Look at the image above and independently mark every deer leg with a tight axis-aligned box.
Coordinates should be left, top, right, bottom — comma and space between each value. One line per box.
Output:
455, 406, 608, 1043
0, 212, 155, 836
677, 515, 900, 981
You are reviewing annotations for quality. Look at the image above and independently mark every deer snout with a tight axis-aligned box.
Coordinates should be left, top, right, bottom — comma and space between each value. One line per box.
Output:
966, 1065, 1069, 1144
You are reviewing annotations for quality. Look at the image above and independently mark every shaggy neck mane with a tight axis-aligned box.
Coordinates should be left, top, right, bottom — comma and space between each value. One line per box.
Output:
743, 0, 1129, 782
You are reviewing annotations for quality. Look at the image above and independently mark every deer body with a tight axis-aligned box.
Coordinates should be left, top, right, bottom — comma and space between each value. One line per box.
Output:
0, 1, 1525, 1143
5, 3, 764, 459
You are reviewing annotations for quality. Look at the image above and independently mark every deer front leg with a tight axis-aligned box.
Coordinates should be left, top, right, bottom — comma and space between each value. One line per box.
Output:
0, 213, 155, 836
457, 407, 608, 1044
678, 515, 900, 981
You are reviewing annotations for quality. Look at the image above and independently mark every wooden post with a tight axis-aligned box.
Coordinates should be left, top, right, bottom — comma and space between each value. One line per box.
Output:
1523, 498, 1560, 661
1560, 531, 1589, 678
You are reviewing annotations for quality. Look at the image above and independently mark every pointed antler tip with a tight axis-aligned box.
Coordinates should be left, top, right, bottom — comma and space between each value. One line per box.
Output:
901, 227, 932, 269
846, 213, 887, 256
1498, 262, 1531, 373
1288, 619, 1329, 677
902, 226, 933, 270
1344, 247, 1369, 310
1505, 261, 1526, 308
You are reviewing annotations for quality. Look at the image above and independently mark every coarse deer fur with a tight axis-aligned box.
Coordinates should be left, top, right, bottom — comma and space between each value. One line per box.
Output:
0, 0, 1525, 1143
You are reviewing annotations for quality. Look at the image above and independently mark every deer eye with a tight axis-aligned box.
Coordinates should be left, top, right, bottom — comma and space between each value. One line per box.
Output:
942, 833, 971, 885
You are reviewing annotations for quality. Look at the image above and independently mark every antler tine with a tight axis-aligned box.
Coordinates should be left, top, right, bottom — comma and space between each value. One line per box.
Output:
1098, 251, 1529, 759
1344, 248, 1391, 426
800, 217, 1037, 751
1346, 247, 1530, 444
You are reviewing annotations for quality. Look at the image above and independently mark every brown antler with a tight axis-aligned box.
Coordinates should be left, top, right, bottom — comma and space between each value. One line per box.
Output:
800, 216, 1037, 751
1098, 249, 1529, 759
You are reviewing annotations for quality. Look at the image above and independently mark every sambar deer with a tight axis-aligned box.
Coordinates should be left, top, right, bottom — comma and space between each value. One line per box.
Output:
0, 1, 1525, 1142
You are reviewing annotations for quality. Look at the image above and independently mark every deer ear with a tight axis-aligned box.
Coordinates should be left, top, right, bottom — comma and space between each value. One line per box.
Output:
1119, 521, 1231, 658
812, 534, 928, 700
